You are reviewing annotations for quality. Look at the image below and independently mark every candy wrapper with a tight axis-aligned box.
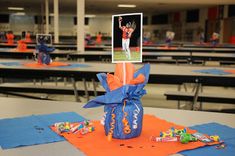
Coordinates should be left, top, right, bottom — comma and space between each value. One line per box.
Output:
83, 63, 150, 140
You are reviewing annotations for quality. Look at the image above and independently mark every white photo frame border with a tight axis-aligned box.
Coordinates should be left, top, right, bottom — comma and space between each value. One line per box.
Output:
112, 12, 143, 63
36, 34, 52, 46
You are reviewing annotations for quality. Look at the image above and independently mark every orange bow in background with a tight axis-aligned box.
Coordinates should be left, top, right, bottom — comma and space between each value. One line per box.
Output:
17, 40, 28, 51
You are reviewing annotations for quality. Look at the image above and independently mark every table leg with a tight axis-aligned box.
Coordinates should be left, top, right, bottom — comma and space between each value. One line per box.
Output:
64, 78, 67, 86
71, 78, 80, 102
40, 80, 43, 86
33, 79, 36, 85
92, 79, 97, 97
177, 84, 181, 109
183, 83, 188, 92
189, 51, 193, 64
203, 60, 206, 66
192, 83, 201, 110
199, 85, 203, 110
0, 78, 3, 84
82, 78, 89, 101
54, 77, 58, 86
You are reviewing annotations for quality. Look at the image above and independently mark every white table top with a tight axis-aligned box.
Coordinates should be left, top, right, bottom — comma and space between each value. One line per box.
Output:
0, 59, 235, 78
0, 59, 235, 88
69, 51, 235, 58
144, 46, 235, 52
0, 97, 235, 156
0, 48, 75, 54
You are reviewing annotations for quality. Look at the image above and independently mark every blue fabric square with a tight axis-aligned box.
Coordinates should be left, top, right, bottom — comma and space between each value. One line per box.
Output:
0, 112, 85, 149
0, 62, 21, 66
193, 69, 232, 75
57, 63, 90, 68
0, 62, 90, 69
180, 122, 235, 156
36, 112, 86, 125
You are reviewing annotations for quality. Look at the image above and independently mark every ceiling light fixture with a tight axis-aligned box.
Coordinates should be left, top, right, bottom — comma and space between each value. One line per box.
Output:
13, 12, 26, 15
118, 4, 136, 8
8, 7, 24, 11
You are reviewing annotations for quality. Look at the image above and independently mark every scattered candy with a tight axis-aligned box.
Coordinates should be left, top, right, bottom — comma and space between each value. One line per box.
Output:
54, 120, 95, 135
216, 143, 226, 149
160, 129, 174, 138
150, 136, 178, 142
180, 133, 197, 144
210, 135, 220, 142
172, 128, 187, 136
160, 127, 187, 138
192, 132, 211, 143
152, 127, 221, 145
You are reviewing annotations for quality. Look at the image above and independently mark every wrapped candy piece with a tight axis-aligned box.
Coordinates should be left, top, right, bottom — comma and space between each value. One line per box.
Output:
84, 63, 150, 140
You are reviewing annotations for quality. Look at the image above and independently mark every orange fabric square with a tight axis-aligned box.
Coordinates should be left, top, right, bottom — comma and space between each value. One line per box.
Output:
51, 114, 219, 156
224, 70, 235, 74
156, 46, 178, 50
23, 62, 69, 68
11, 48, 33, 53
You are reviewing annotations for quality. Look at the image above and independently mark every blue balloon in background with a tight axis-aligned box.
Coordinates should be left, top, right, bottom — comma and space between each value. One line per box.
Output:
36, 43, 55, 64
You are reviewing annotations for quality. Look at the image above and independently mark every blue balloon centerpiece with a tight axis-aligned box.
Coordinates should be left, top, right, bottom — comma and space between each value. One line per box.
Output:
36, 42, 55, 65
83, 63, 150, 140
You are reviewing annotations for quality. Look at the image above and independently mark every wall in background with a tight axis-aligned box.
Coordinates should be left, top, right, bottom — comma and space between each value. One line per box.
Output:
143, 7, 208, 42
0, 14, 111, 37
50, 15, 74, 36
0, 5, 233, 43
89, 16, 112, 36
9, 15, 34, 35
